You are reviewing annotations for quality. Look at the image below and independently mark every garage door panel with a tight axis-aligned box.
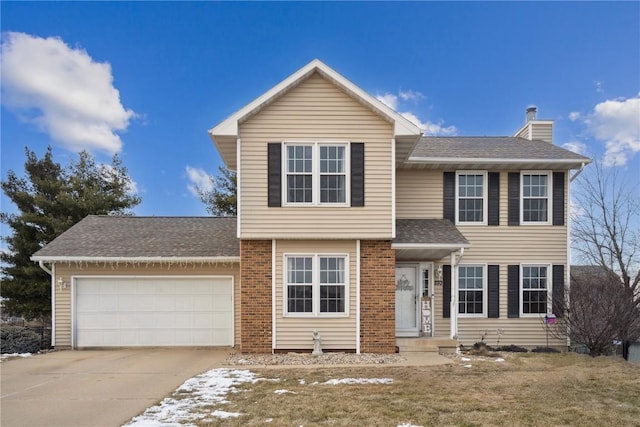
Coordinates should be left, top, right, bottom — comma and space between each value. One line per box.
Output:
75, 277, 233, 347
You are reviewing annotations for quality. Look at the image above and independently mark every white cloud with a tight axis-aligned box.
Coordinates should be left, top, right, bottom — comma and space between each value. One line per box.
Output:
401, 112, 458, 136
1, 32, 135, 154
585, 95, 640, 166
594, 81, 604, 94
376, 92, 398, 110
562, 141, 588, 155
568, 112, 581, 122
377, 90, 457, 136
398, 90, 425, 102
185, 166, 213, 197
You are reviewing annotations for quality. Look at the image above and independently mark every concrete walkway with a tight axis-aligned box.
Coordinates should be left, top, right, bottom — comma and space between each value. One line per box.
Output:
0, 348, 230, 427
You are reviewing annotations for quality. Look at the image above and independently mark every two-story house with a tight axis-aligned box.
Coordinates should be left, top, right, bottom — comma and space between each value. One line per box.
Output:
32, 59, 590, 353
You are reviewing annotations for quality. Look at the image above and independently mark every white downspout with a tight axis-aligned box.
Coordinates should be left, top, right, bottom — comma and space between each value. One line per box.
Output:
272, 239, 277, 354
450, 248, 465, 340
570, 162, 586, 182
356, 239, 361, 354
450, 252, 457, 339
37, 261, 55, 346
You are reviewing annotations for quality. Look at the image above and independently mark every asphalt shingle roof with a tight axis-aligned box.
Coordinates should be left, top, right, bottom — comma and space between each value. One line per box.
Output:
410, 137, 591, 161
32, 215, 239, 259
393, 219, 470, 246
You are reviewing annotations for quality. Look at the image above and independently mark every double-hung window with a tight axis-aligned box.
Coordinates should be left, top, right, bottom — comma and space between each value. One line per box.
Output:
521, 265, 550, 315
284, 142, 348, 205
521, 172, 551, 224
456, 172, 487, 224
458, 265, 485, 316
285, 254, 347, 316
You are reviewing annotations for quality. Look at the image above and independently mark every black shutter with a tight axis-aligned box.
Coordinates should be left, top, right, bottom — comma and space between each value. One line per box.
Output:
267, 143, 282, 207
553, 265, 565, 318
508, 173, 520, 226
443, 265, 452, 318
443, 172, 455, 222
351, 143, 365, 207
507, 265, 520, 318
488, 265, 500, 318
488, 172, 500, 226
553, 172, 565, 226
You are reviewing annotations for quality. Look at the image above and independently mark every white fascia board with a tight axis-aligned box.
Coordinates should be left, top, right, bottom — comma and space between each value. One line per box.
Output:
406, 157, 589, 166
391, 243, 471, 250
208, 59, 422, 139
31, 256, 240, 263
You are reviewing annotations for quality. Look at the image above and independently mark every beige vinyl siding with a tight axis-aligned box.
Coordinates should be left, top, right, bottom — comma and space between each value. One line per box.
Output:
52, 263, 240, 348
457, 267, 564, 347
530, 123, 553, 143
396, 169, 442, 219
397, 169, 568, 344
239, 72, 394, 239
275, 240, 357, 351
513, 123, 553, 143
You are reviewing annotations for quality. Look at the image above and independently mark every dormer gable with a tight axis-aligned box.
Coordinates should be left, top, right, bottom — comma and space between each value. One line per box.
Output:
209, 59, 422, 170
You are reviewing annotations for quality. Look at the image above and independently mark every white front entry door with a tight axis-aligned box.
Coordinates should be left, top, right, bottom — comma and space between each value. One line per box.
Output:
395, 265, 420, 337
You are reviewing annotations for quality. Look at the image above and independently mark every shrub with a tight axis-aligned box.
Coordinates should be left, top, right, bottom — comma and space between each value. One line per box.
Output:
494, 345, 528, 353
531, 346, 561, 353
1, 326, 41, 354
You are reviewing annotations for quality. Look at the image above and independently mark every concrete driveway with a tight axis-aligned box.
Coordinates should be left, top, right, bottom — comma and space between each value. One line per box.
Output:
1, 348, 231, 427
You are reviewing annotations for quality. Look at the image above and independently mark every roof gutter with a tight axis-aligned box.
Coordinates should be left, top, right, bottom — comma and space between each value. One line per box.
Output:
391, 243, 471, 250
30, 256, 241, 263
37, 260, 52, 275
406, 157, 588, 165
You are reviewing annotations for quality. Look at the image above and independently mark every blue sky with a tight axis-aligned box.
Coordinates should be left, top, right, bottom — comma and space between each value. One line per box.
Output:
2, 1, 639, 218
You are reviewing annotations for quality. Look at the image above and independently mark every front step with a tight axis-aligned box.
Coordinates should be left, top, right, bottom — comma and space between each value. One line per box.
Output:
397, 338, 458, 355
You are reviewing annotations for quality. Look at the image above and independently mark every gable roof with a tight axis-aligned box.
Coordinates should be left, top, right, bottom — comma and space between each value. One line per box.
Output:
393, 219, 471, 261
209, 59, 423, 169
31, 216, 239, 262
404, 136, 591, 169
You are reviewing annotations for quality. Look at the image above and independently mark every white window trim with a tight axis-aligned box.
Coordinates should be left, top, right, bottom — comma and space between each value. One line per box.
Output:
520, 171, 552, 225
519, 263, 552, 317
455, 171, 488, 225
282, 141, 351, 207
457, 264, 487, 318
283, 253, 350, 318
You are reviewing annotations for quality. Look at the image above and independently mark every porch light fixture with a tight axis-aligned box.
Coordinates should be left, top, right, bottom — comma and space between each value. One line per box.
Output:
57, 278, 66, 290
435, 264, 443, 286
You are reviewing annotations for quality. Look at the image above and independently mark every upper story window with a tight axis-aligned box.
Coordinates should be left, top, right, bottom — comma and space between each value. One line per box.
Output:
286, 145, 313, 203
521, 172, 551, 224
456, 172, 487, 224
284, 142, 348, 206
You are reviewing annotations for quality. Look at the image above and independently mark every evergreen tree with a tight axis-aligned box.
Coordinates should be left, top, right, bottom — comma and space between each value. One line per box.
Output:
198, 166, 237, 216
1, 147, 141, 322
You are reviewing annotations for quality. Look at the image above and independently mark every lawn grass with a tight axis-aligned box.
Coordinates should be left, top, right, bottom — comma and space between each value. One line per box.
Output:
199, 353, 639, 426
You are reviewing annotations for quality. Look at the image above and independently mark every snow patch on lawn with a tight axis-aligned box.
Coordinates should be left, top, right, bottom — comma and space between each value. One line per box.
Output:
123, 368, 258, 426
0, 353, 32, 362
274, 389, 296, 395
322, 378, 393, 385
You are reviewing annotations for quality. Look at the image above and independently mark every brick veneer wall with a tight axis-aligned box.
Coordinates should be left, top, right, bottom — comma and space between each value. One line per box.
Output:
240, 240, 272, 353
360, 240, 396, 353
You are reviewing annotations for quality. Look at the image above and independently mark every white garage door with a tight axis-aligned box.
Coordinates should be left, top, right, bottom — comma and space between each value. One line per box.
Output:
74, 277, 233, 347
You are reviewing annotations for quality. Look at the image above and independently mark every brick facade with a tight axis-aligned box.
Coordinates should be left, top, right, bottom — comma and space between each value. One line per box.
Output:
359, 240, 396, 353
240, 240, 273, 353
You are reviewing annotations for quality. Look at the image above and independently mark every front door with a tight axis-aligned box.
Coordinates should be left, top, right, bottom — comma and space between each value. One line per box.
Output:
395, 265, 420, 337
